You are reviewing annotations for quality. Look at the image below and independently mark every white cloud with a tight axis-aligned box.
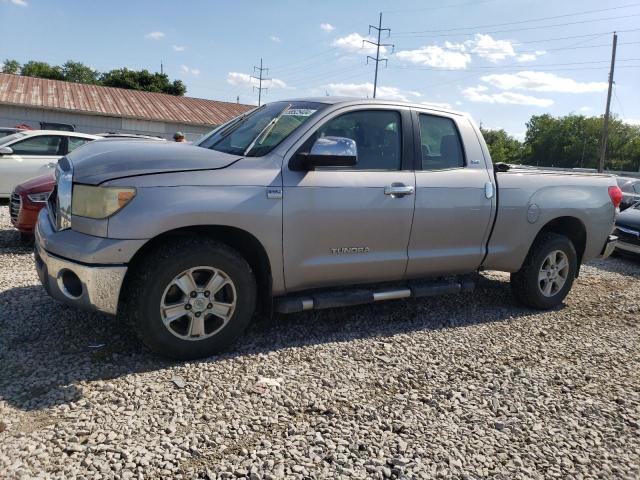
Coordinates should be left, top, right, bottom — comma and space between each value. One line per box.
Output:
180, 65, 200, 76
270, 35, 281, 43
323, 82, 420, 102
481, 71, 607, 93
463, 85, 553, 107
5, 0, 27, 6
396, 45, 471, 69
516, 50, 546, 63
226, 72, 288, 89
420, 101, 454, 109
579, 106, 591, 112
320, 23, 335, 32
468, 34, 515, 62
172, 45, 186, 52
145, 31, 165, 40
624, 118, 640, 126
332, 33, 386, 55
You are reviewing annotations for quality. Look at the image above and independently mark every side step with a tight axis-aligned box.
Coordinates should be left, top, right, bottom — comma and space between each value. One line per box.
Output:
275, 277, 475, 314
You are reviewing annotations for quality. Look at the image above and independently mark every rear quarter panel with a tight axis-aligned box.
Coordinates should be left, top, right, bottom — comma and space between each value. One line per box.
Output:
484, 171, 616, 272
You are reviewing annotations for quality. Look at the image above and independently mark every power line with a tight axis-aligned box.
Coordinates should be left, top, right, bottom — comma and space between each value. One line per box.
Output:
251, 58, 270, 106
364, 12, 394, 98
391, 13, 640, 39
393, 2, 640, 35
613, 85, 627, 119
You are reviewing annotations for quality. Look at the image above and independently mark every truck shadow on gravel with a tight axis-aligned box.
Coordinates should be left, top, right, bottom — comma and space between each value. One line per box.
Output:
0, 274, 558, 412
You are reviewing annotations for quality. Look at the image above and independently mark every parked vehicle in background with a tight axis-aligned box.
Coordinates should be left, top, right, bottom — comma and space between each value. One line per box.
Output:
34, 98, 620, 359
614, 201, 640, 256
0, 127, 25, 139
10, 173, 55, 241
0, 130, 99, 198
616, 177, 640, 211
40, 122, 75, 132
96, 133, 166, 140
10, 134, 167, 238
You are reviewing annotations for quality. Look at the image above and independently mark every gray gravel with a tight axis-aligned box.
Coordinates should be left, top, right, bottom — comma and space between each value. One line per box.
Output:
0, 204, 639, 479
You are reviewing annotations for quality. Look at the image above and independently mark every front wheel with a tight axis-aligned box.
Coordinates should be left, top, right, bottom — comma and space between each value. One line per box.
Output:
510, 233, 577, 309
127, 238, 257, 359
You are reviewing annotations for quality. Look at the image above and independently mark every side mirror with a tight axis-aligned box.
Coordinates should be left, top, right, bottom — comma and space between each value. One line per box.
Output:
0, 146, 13, 156
295, 136, 357, 170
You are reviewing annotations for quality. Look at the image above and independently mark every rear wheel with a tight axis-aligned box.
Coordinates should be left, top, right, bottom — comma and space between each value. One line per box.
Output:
510, 233, 577, 309
127, 238, 256, 359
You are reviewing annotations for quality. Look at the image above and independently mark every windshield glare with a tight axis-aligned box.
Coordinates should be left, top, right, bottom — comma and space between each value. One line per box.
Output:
197, 101, 325, 156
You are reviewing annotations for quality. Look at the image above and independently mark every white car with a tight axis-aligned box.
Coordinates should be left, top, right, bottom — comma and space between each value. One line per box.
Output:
0, 130, 99, 197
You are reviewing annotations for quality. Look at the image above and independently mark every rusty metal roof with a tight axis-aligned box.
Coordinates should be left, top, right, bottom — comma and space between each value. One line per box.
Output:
0, 73, 254, 126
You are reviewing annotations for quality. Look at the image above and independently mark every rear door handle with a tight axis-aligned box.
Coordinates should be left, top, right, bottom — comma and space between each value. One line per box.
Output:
384, 183, 414, 198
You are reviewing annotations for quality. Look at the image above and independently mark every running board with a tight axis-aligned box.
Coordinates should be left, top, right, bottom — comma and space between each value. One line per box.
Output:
275, 277, 475, 314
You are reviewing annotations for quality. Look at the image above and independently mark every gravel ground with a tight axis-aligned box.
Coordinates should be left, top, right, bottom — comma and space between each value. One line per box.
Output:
0, 204, 639, 479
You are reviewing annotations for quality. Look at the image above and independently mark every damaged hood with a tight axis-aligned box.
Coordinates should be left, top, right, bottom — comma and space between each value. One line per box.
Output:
68, 139, 242, 185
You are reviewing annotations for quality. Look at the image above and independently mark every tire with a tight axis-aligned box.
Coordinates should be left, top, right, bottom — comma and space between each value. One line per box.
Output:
19, 232, 34, 245
510, 232, 577, 310
127, 237, 257, 360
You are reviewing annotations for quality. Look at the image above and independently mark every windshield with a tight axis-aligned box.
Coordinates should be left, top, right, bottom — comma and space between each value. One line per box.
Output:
0, 132, 27, 145
197, 101, 326, 156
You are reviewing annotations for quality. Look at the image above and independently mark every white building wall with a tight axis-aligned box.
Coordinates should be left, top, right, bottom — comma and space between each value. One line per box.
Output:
0, 105, 214, 141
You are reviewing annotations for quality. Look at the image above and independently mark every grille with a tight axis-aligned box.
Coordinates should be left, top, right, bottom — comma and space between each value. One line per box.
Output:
615, 227, 640, 246
47, 186, 58, 228
9, 192, 21, 224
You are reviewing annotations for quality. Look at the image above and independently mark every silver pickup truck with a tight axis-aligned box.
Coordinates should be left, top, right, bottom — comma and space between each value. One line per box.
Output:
34, 98, 620, 359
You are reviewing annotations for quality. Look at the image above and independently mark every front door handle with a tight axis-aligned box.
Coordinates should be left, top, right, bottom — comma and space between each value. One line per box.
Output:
384, 183, 414, 198
46, 162, 57, 168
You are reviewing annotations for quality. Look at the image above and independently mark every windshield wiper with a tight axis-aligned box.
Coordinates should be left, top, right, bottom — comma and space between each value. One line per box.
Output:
215, 105, 265, 142
244, 104, 291, 156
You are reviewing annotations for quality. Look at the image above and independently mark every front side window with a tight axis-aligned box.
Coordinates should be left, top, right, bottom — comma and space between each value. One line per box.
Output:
418, 114, 465, 170
313, 110, 402, 170
11, 135, 63, 156
67, 137, 91, 153
197, 101, 326, 156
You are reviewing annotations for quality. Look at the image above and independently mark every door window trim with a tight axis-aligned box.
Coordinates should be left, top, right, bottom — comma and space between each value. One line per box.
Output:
411, 110, 468, 172
288, 106, 415, 172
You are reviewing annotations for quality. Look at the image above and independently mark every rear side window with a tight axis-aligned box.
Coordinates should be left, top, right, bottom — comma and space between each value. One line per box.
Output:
418, 114, 465, 170
67, 137, 91, 153
314, 110, 402, 170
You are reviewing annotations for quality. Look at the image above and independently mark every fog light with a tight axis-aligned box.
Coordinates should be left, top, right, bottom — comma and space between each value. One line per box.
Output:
59, 269, 83, 298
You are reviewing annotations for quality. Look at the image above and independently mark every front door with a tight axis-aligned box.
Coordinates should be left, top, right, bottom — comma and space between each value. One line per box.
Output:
0, 135, 64, 195
406, 111, 494, 277
282, 107, 416, 292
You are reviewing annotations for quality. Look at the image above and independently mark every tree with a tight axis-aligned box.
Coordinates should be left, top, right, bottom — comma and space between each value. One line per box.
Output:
2, 59, 20, 74
61, 60, 100, 84
479, 127, 523, 164
100, 68, 187, 95
20, 61, 64, 80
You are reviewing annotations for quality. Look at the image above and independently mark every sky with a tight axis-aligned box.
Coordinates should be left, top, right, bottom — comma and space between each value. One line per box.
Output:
1, 0, 639, 138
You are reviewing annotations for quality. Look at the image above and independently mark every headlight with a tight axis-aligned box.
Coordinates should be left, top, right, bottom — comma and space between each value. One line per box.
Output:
27, 191, 51, 203
71, 185, 136, 219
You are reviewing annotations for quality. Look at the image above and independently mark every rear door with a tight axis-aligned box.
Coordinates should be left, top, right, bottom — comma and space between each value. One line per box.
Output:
406, 110, 494, 277
282, 106, 416, 292
0, 134, 65, 196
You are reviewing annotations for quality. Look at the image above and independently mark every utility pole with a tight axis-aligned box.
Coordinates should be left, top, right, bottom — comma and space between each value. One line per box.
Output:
160, 61, 164, 75
598, 32, 617, 173
251, 58, 270, 106
363, 12, 394, 98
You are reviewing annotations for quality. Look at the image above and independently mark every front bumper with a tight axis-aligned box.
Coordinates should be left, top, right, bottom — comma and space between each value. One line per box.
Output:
600, 235, 618, 259
616, 241, 640, 255
35, 216, 128, 316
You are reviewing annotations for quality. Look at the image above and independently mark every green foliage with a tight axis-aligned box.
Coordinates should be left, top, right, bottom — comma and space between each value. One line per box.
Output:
20, 61, 64, 80
61, 61, 100, 84
482, 115, 640, 172
2, 59, 20, 74
479, 127, 523, 164
6, 59, 186, 96
100, 68, 186, 96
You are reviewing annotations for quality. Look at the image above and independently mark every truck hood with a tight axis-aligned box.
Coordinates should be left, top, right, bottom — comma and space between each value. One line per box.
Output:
67, 140, 242, 185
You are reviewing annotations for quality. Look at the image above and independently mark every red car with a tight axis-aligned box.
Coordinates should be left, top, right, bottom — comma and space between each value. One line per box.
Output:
10, 173, 55, 240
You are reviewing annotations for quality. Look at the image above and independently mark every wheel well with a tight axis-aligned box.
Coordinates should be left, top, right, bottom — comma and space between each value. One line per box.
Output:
123, 225, 272, 315
535, 216, 587, 266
